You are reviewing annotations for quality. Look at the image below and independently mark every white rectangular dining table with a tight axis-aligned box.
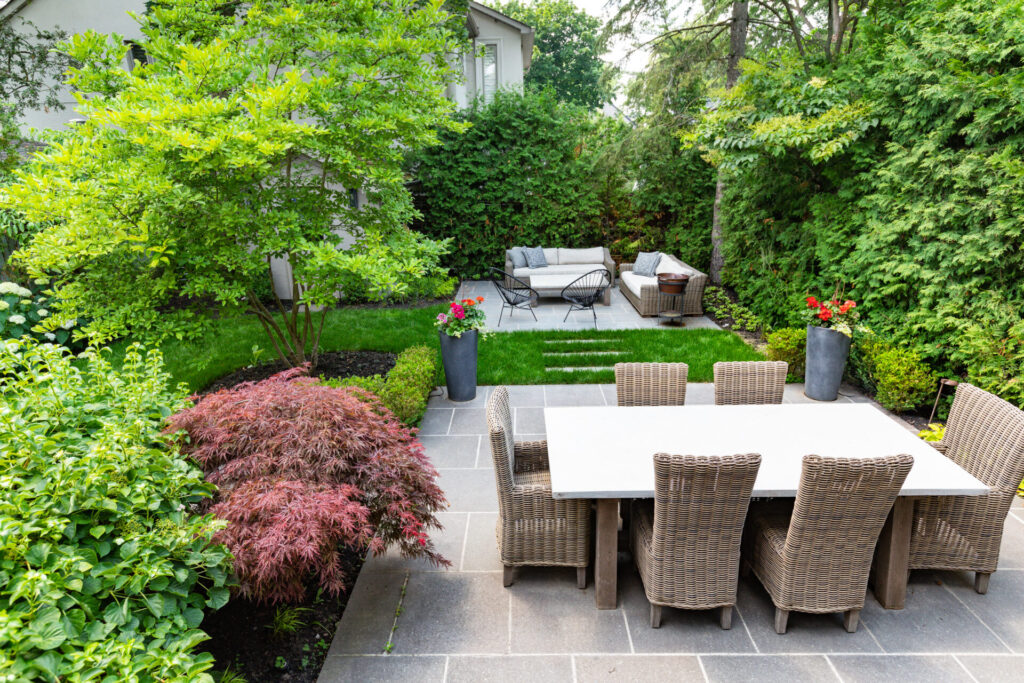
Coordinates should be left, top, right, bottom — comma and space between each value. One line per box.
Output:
543, 403, 989, 610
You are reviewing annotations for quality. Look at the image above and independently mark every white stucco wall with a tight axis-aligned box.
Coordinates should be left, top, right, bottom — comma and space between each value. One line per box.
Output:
3, 0, 147, 133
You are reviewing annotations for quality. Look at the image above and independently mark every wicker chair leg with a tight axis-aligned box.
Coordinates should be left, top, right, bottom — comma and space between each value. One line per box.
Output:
774, 608, 789, 635
650, 604, 662, 629
975, 572, 991, 594
843, 609, 860, 633
577, 567, 587, 589
720, 606, 733, 630
503, 565, 515, 588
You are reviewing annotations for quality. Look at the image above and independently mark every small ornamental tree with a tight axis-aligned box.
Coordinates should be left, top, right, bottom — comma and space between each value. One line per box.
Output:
167, 368, 449, 603
3, 0, 465, 366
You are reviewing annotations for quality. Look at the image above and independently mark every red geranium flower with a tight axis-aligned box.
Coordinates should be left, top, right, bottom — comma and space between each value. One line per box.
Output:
476, 296, 485, 303
818, 308, 833, 321
806, 296, 819, 308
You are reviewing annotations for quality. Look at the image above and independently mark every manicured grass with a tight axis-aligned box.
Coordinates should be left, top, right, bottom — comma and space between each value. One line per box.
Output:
114, 305, 763, 391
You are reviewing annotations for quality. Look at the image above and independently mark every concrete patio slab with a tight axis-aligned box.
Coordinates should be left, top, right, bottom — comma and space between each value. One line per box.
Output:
320, 383, 1024, 682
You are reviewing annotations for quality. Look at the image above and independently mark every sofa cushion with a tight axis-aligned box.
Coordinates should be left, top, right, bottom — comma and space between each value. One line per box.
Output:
558, 247, 604, 264
523, 246, 548, 269
621, 270, 657, 297
656, 255, 695, 276
513, 264, 596, 279
543, 248, 559, 265
633, 251, 662, 277
508, 247, 528, 269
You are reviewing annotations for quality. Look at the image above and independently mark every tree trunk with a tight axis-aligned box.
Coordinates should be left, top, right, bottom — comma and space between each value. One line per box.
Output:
709, 2, 748, 286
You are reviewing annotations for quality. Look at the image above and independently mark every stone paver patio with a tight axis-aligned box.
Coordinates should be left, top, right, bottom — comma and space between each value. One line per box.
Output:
320, 384, 1024, 682
456, 280, 721, 332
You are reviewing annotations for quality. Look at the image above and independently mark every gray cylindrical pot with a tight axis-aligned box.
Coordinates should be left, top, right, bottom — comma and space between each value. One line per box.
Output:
439, 329, 478, 402
804, 324, 852, 401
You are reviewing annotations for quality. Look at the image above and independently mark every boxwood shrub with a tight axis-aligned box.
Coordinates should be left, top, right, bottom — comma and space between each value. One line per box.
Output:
325, 345, 438, 425
0, 340, 232, 681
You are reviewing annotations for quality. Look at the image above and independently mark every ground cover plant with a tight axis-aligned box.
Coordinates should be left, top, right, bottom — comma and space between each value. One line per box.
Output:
0, 341, 232, 681
167, 368, 448, 604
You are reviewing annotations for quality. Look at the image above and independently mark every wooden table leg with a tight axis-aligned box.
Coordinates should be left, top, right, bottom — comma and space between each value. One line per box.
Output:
873, 496, 914, 609
595, 498, 619, 610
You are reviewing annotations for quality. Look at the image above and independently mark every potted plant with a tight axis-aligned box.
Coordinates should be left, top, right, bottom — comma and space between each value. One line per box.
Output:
803, 294, 860, 401
436, 296, 488, 401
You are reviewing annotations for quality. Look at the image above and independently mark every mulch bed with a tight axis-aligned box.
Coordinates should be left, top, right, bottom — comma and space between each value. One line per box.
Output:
201, 548, 364, 683
201, 350, 397, 394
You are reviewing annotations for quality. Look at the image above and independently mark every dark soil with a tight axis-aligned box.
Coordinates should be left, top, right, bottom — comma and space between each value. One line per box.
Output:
201, 350, 397, 394
202, 548, 364, 683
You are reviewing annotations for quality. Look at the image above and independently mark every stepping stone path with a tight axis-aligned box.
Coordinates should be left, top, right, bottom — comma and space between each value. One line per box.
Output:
541, 338, 624, 373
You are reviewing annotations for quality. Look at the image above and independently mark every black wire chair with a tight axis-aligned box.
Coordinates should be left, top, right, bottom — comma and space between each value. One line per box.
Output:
561, 268, 611, 326
490, 267, 539, 327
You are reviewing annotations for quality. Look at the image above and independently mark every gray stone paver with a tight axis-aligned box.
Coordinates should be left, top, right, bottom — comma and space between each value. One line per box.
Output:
321, 383, 1024, 682
456, 280, 720, 332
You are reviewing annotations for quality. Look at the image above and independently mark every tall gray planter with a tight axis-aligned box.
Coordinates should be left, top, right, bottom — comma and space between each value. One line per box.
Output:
439, 329, 478, 402
804, 325, 852, 401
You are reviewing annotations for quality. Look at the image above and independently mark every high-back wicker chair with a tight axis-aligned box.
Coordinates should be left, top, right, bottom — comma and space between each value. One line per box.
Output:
713, 361, 788, 405
746, 454, 913, 634
632, 453, 761, 629
560, 268, 611, 326
615, 362, 689, 406
490, 267, 539, 326
486, 387, 591, 588
910, 383, 1024, 594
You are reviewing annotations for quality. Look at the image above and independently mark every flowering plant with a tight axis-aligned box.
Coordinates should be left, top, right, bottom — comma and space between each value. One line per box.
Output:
435, 296, 488, 337
0, 280, 78, 346
803, 293, 860, 337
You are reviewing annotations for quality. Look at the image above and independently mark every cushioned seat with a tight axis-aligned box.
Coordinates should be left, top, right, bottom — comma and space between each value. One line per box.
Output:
512, 263, 597, 279
620, 270, 656, 298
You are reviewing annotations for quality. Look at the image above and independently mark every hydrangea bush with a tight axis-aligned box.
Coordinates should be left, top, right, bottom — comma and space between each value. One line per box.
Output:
0, 340, 232, 681
0, 280, 78, 346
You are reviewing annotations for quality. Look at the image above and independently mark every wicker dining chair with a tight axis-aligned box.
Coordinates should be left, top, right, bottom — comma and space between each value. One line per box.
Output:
615, 362, 689, 406
560, 268, 611, 326
909, 383, 1024, 594
632, 453, 762, 629
745, 454, 913, 634
713, 361, 788, 405
486, 386, 591, 588
490, 267, 539, 326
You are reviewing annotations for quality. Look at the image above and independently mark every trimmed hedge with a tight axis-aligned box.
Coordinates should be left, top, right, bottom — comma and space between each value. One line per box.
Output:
324, 345, 438, 425
0, 341, 232, 681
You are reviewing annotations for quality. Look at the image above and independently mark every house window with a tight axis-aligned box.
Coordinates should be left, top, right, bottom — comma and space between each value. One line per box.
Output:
481, 43, 498, 103
348, 188, 360, 209
124, 40, 149, 70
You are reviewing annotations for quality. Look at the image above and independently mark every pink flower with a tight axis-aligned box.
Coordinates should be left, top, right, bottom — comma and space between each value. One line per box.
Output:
452, 304, 466, 320
437, 313, 448, 323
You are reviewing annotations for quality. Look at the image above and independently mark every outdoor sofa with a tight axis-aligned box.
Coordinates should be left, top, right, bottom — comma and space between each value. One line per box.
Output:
620, 253, 707, 317
504, 247, 617, 288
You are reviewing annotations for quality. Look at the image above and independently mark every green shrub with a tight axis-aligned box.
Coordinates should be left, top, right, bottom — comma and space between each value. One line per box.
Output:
702, 286, 769, 337
765, 327, 806, 380
325, 345, 438, 425
0, 280, 82, 348
848, 331, 936, 413
0, 340, 232, 681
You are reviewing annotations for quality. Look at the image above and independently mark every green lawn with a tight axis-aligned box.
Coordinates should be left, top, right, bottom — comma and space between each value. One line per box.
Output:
113, 305, 764, 391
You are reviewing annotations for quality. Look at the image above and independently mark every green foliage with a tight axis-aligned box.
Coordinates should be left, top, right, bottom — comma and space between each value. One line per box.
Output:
3, 0, 463, 367
267, 606, 311, 637
848, 331, 936, 413
702, 285, 768, 336
682, 0, 1024, 409
410, 90, 619, 277
0, 340, 232, 681
765, 327, 806, 381
497, 0, 609, 109
325, 344, 439, 425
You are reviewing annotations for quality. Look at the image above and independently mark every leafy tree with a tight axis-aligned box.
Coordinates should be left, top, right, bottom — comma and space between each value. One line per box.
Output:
409, 89, 626, 276
498, 0, 610, 108
2, 0, 463, 367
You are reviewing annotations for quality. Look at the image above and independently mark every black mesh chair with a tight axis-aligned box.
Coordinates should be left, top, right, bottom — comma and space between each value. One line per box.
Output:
561, 268, 611, 326
490, 267, 539, 326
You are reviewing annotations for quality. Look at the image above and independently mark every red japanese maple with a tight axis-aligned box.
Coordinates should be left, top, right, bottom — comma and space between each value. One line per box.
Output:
168, 367, 448, 603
